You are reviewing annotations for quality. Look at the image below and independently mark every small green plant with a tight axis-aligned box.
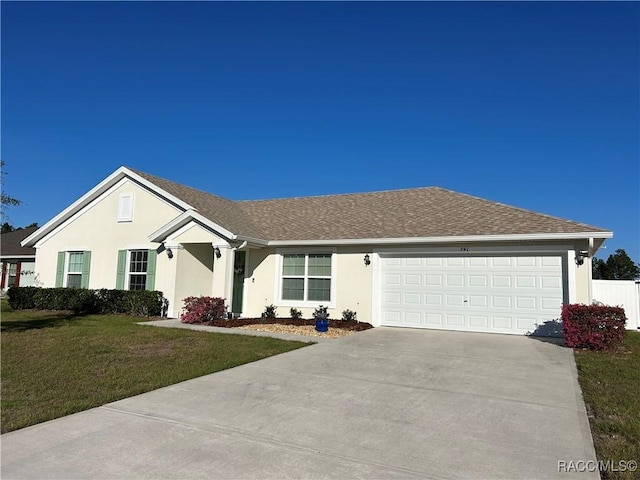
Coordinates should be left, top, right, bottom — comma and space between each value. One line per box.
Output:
312, 305, 329, 321
290, 307, 302, 319
263, 304, 277, 319
342, 309, 357, 322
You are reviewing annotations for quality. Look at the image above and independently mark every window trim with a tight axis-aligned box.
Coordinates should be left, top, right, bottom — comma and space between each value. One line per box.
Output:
64, 251, 84, 288
275, 248, 337, 308
126, 249, 149, 291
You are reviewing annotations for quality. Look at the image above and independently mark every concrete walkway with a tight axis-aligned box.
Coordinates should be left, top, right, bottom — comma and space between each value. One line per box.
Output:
1, 328, 598, 479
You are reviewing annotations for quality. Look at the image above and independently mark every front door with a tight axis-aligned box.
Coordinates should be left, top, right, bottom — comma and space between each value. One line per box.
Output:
231, 251, 246, 314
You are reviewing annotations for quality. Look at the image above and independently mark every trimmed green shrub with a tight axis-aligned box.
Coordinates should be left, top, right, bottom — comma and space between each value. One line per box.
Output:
6, 286, 38, 310
6, 287, 165, 317
290, 307, 302, 319
562, 304, 627, 350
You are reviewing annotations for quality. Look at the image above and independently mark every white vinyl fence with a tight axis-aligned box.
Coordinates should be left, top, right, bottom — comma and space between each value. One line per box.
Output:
592, 280, 640, 330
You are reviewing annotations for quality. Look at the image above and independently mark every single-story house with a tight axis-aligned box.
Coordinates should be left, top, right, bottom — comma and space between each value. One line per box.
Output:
22, 166, 612, 335
2, 226, 38, 290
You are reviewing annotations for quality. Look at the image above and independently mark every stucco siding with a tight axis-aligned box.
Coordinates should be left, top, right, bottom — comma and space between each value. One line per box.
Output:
171, 244, 214, 317
243, 248, 276, 317
574, 256, 592, 304
242, 246, 373, 321
34, 178, 181, 290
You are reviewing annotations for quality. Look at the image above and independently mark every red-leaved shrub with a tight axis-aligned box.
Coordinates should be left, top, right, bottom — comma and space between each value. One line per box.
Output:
561, 304, 626, 350
181, 296, 227, 324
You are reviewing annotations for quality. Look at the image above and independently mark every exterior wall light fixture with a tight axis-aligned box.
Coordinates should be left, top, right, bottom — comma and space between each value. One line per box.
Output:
364, 254, 371, 266
575, 250, 588, 266
214, 246, 222, 259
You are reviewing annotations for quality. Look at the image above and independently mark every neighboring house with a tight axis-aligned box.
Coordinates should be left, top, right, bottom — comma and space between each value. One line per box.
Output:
22, 166, 612, 335
2, 226, 38, 290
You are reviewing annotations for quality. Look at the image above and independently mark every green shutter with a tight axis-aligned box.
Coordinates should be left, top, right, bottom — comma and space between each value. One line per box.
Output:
145, 250, 157, 291
80, 251, 91, 289
55, 252, 65, 287
116, 250, 127, 290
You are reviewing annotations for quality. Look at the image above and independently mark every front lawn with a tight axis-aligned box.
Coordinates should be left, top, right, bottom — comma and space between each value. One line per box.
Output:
574, 331, 640, 480
0, 301, 309, 433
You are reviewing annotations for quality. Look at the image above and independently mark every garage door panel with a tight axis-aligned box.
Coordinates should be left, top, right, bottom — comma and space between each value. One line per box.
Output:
468, 295, 488, 307
469, 315, 488, 327
516, 276, 536, 288
541, 276, 562, 289
446, 294, 465, 306
516, 257, 536, 267
492, 276, 512, 287
542, 256, 562, 267
425, 294, 442, 305
445, 314, 465, 326
384, 273, 401, 285
404, 293, 422, 304
447, 257, 465, 267
469, 275, 488, 287
491, 257, 512, 267
492, 316, 513, 329
404, 274, 422, 285
492, 296, 512, 308
380, 254, 564, 335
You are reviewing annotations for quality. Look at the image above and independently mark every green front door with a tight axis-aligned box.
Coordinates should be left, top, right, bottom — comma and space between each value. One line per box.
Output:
231, 251, 246, 314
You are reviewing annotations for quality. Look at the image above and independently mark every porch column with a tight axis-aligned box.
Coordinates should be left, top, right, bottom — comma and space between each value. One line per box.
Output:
211, 245, 233, 302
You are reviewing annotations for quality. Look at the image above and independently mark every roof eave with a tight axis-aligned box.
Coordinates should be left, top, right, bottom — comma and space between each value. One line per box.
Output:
267, 231, 614, 247
0, 254, 36, 260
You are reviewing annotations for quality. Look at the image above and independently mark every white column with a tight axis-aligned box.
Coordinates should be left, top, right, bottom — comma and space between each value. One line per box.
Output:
211, 245, 233, 301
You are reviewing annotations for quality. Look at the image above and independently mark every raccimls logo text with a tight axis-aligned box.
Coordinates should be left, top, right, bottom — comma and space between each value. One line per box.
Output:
558, 460, 638, 473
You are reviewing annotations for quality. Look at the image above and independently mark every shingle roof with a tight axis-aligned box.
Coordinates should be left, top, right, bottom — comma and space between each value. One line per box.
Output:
130, 168, 609, 241
1, 227, 38, 257
237, 188, 609, 240
131, 169, 266, 239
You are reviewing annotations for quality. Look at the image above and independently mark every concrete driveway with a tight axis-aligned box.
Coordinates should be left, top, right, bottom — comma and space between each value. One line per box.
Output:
1, 327, 597, 479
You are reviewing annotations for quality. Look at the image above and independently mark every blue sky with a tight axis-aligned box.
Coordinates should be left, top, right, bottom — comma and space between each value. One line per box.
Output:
2, 2, 638, 260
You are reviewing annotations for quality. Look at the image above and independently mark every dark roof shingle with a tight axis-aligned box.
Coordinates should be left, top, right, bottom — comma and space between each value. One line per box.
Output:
1, 227, 38, 257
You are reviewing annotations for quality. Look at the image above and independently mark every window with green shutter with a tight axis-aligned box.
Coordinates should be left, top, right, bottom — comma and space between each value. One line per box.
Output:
56, 251, 91, 288
116, 249, 157, 291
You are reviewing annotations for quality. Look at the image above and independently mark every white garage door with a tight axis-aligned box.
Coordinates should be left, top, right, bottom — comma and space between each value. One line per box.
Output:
380, 255, 564, 335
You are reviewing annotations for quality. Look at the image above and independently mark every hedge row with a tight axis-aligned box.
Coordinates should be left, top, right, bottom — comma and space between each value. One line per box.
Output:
7, 287, 166, 317
561, 304, 627, 350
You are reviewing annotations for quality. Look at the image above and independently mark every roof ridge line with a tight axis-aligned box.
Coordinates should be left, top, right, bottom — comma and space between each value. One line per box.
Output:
237, 185, 441, 203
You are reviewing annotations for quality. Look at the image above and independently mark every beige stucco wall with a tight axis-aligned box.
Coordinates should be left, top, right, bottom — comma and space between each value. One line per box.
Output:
574, 256, 592, 304
34, 178, 181, 296
171, 243, 214, 317
242, 246, 374, 321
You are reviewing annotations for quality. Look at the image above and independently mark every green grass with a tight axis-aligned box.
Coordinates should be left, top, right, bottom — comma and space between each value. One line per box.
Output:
574, 331, 640, 480
0, 300, 309, 433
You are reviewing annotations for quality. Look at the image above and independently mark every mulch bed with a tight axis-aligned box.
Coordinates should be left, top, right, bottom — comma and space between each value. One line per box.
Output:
204, 317, 374, 331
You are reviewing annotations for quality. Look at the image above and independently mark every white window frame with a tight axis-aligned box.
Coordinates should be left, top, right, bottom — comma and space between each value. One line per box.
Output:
126, 249, 149, 291
7, 262, 18, 287
64, 251, 84, 288
275, 249, 337, 308
117, 192, 134, 222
